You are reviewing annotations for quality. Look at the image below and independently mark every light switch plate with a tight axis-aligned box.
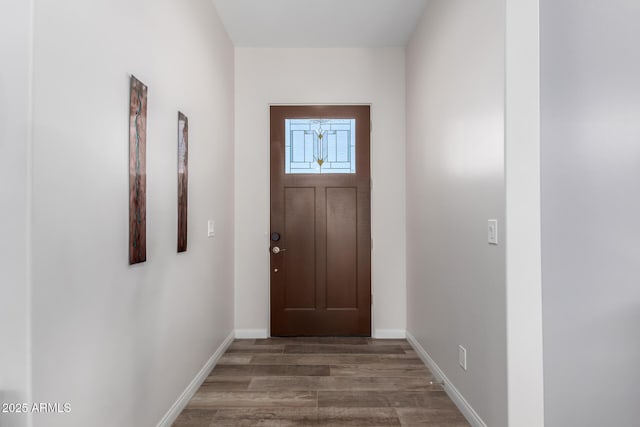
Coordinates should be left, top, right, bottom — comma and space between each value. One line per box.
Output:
207, 220, 215, 237
487, 219, 498, 245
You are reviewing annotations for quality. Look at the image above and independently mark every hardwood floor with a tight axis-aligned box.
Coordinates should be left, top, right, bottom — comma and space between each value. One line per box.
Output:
173, 338, 469, 426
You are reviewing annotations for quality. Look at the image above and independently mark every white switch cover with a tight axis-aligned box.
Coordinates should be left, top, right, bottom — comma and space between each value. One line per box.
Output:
487, 219, 498, 245
207, 220, 215, 237
458, 345, 467, 371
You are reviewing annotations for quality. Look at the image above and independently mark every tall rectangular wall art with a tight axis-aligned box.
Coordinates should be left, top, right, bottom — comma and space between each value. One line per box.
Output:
177, 112, 189, 252
129, 75, 147, 265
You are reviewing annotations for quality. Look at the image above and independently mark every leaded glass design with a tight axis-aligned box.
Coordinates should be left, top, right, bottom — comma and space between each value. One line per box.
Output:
285, 118, 356, 174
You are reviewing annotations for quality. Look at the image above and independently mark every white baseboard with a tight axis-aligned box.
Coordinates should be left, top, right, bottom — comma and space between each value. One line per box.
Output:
373, 329, 406, 339
156, 330, 235, 427
235, 329, 268, 339
405, 331, 487, 427
235, 329, 405, 339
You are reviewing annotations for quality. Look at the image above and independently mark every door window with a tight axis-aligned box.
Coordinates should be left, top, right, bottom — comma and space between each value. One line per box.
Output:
284, 118, 356, 174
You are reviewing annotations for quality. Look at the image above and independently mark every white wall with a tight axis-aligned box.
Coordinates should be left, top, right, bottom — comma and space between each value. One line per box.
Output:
234, 48, 406, 338
29, 0, 235, 425
405, 1, 507, 426
541, 1, 640, 425
0, 1, 32, 426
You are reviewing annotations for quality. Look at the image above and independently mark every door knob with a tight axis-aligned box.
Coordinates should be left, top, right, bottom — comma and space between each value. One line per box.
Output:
272, 246, 286, 254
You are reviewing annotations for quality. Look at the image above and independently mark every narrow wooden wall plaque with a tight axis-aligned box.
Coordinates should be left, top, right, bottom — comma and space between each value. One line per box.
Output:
129, 75, 147, 264
177, 112, 188, 252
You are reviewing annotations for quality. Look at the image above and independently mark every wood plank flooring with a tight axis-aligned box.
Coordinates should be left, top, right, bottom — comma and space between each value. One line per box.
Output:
173, 338, 469, 426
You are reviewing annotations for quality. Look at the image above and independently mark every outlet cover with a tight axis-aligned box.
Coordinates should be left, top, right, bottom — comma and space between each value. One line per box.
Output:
488, 219, 498, 245
458, 345, 467, 371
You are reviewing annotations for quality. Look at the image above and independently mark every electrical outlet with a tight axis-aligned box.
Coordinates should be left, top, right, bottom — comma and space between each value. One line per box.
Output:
458, 345, 467, 371
207, 220, 215, 237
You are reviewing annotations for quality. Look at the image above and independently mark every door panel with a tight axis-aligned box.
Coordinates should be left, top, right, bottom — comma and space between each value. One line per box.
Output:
283, 187, 316, 309
326, 187, 358, 309
270, 105, 371, 336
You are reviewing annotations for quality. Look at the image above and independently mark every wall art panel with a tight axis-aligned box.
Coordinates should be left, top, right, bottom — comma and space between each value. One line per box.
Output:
177, 111, 188, 252
129, 75, 147, 264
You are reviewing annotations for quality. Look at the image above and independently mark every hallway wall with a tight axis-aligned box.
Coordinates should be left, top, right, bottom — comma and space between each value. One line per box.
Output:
0, 1, 32, 426
405, 1, 507, 426
234, 48, 407, 338
541, 1, 640, 425
28, 0, 235, 425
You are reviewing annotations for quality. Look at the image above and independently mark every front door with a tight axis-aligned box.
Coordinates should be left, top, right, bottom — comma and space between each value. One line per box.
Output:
270, 105, 371, 336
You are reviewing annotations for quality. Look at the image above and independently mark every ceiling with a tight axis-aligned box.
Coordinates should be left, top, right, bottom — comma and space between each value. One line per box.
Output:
212, 0, 429, 48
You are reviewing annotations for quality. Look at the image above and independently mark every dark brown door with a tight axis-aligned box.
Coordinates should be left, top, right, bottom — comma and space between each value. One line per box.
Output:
270, 105, 371, 336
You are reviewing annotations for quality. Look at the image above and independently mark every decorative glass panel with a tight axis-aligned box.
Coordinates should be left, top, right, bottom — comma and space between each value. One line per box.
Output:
285, 118, 356, 174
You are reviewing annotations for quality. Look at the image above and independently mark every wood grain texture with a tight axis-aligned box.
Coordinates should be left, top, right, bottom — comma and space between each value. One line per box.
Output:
177, 111, 188, 253
128, 75, 147, 265
317, 390, 458, 409
395, 408, 470, 425
254, 337, 370, 345
284, 344, 405, 354
200, 377, 252, 390
173, 409, 217, 427
317, 408, 401, 426
211, 408, 318, 426
250, 354, 425, 366
186, 391, 317, 409
329, 364, 432, 377
217, 354, 252, 365
210, 365, 330, 377
174, 339, 468, 426
227, 344, 285, 354
248, 376, 436, 391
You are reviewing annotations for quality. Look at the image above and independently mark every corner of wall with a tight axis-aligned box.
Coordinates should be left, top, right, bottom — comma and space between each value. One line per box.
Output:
406, 332, 487, 427
505, 0, 544, 425
155, 331, 235, 427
